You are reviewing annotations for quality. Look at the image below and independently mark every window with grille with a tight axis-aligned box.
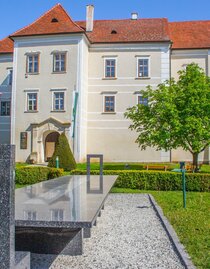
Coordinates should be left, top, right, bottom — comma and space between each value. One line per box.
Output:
53, 53, 66, 72
24, 211, 37, 221
0, 101, 10, 116
138, 96, 148, 106
53, 92, 64, 111
137, 58, 149, 78
105, 59, 116, 78
51, 209, 64, 221
26, 54, 39, 73
104, 96, 115, 112
27, 93, 37, 111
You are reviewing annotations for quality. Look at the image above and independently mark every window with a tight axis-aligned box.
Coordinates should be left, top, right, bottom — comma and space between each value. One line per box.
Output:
53, 92, 64, 111
27, 93, 37, 111
26, 54, 39, 73
105, 59, 116, 78
0, 101, 10, 116
53, 52, 66, 72
138, 96, 148, 106
104, 96, 115, 112
8, 69, 13, 85
24, 211, 37, 221
137, 58, 149, 78
51, 209, 64, 221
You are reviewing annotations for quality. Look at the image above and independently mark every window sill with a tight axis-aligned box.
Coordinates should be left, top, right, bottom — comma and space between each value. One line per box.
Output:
25, 73, 39, 76
24, 111, 39, 113
135, 77, 151, 80
52, 71, 67, 74
0, 115, 10, 117
51, 110, 66, 113
102, 77, 117, 80
101, 112, 116, 114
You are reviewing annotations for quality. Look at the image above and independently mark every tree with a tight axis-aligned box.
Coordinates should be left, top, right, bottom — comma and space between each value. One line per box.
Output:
125, 63, 210, 172
48, 132, 76, 171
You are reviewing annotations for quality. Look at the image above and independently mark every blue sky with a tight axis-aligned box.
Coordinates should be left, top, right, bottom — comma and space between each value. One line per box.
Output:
1, 0, 209, 39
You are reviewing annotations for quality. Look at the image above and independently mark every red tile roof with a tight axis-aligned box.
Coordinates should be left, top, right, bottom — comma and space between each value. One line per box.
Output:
169, 20, 210, 49
77, 18, 170, 43
10, 4, 84, 38
0, 37, 14, 54
0, 4, 209, 53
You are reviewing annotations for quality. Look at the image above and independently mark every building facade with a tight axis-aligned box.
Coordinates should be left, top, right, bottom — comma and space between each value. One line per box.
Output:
0, 4, 209, 163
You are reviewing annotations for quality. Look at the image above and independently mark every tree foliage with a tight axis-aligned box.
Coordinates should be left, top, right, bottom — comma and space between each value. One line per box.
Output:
48, 132, 76, 171
125, 63, 210, 170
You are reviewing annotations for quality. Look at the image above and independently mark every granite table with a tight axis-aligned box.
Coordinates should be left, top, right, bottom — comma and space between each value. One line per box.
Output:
15, 175, 117, 255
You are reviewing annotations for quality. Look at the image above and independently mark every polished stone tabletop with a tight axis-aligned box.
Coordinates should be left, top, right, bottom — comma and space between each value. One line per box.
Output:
15, 175, 117, 228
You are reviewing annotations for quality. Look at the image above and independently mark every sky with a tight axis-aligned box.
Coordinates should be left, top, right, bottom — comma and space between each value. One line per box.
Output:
0, 0, 210, 40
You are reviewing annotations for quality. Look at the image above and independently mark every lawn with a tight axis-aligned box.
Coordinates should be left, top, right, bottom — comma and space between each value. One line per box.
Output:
76, 162, 179, 170
76, 162, 210, 173
15, 162, 210, 173
112, 188, 210, 269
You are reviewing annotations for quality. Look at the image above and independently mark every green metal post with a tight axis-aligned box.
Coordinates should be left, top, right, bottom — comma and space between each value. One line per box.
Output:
181, 169, 186, 208
72, 92, 79, 139
56, 156, 59, 169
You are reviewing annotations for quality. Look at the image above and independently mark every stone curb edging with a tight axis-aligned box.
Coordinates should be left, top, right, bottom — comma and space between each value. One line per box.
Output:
148, 194, 196, 269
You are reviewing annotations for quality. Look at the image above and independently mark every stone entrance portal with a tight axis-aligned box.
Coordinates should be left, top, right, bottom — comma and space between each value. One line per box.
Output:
30, 117, 71, 163
45, 132, 60, 162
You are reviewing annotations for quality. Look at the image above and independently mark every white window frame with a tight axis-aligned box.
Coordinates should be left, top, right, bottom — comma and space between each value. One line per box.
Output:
182, 64, 188, 70
136, 56, 150, 78
0, 100, 11, 116
137, 95, 148, 106
26, 53, 40, 74
51, 89, 66, 112
24, 89, 39, 112
52, 52, 67, 73
24, 210, 37, 221
103, 57, 117, 79
50, 209, 64, 221
102, 93, 116, 113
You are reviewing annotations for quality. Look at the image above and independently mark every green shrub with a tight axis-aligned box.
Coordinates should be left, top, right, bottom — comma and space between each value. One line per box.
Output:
15, 167, 64, 185
47, 168, 64, 179
70, 169, 210, 192
48, 133, 76, 171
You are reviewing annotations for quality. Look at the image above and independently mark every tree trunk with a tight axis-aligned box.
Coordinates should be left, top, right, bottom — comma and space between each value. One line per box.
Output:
192, 152, 199, 172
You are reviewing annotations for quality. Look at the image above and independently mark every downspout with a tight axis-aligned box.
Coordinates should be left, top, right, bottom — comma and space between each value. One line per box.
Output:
169, 41, 173, 163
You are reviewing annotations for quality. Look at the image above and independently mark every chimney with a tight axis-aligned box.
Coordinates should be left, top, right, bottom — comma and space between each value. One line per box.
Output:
86, 5, 94, 32
131, 12, 138, 20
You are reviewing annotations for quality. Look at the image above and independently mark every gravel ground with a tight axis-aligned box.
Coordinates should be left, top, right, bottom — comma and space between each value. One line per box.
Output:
31, 194, 185, 269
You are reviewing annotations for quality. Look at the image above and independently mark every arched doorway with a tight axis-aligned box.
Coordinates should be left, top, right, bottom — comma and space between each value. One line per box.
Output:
45, 132, 60, 162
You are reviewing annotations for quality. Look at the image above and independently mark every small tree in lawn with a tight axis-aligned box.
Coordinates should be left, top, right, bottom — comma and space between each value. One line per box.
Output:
125, 63, 210, 172
48, 132, 76, 171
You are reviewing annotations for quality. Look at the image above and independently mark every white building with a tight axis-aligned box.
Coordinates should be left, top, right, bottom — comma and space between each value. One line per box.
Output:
0, 4, 209, 163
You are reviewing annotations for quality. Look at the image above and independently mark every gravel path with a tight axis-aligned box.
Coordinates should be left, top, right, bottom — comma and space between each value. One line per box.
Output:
31, 194, 185, 269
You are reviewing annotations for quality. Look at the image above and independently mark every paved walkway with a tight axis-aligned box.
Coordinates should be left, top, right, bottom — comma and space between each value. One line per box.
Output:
31, 194, 185, 269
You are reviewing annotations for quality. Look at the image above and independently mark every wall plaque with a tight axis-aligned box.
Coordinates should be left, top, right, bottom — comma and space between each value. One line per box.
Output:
20, 132, 27, 149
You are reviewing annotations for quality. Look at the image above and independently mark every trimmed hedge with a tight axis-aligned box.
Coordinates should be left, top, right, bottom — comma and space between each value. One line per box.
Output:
70, 169, 210, 192
48, 133, 76, 171
16, 167, 64, 185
